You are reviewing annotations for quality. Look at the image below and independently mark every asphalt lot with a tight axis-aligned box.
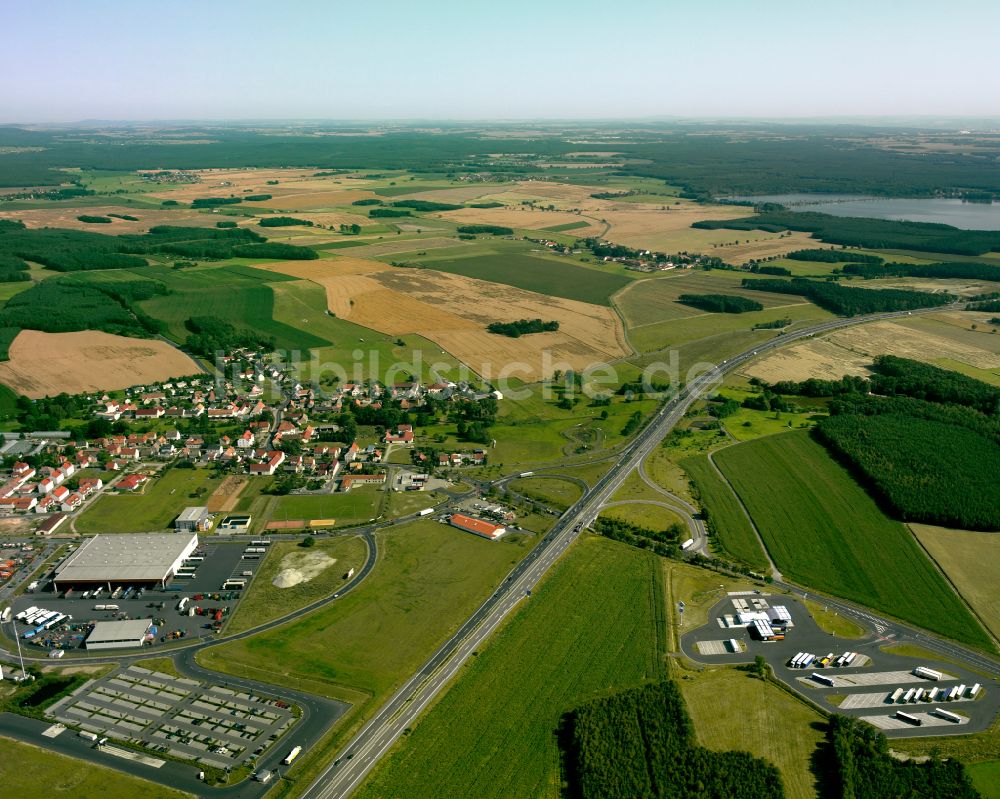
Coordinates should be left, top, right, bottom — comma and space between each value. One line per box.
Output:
680, 594, 1000, 738
8, 543, 259, 652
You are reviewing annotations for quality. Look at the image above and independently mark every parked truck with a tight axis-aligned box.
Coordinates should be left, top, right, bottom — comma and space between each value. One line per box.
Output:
913, 666, 943, 681
283, 745, 302, 765
680, 538, 695, 550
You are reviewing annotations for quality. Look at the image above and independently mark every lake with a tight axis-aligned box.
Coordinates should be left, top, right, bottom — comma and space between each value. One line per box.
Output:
733, 194, 1000, 230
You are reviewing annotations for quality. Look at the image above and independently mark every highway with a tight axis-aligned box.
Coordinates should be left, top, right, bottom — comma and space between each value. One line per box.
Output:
300, 304, 964, 799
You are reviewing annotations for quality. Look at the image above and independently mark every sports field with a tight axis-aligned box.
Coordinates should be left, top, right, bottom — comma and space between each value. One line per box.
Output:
355, 536, 666, 799
197, 519, 532, 706
911, 524, 1000, 641
0, 737, 191, 799
75, 467, 221, 534
713, 431, 992, 649
679, 454, 769, 570
268, 491, 381, 527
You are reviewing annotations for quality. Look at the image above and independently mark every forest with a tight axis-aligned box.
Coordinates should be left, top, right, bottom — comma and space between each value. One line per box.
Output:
258, 216, 314, 227
868, 355, 1000, 414
369, 208, 411, 218
786, 249, 884, 264
566, 681, 785, 799
678, 293, 763, 313
695, 212, 1000, 256
485, 318, 559, 337
740, 278, 951, 315
389, 199, 462, 211
455, 224, 514, 235
0, 278, 166, 347
841, 260, 1000, 282
827, 715, 981, 799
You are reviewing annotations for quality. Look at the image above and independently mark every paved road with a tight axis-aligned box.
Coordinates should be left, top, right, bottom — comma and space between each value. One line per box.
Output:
300, 305, 965, 799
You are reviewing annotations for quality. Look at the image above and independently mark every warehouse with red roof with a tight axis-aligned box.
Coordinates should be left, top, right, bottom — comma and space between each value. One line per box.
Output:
448, 513, 506, 540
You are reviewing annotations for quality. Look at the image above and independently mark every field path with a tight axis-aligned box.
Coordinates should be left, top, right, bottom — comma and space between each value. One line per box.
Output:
706, 448, 782, 580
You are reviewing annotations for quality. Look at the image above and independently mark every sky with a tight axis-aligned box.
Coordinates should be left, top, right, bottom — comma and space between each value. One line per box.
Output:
3, 0, 999, 122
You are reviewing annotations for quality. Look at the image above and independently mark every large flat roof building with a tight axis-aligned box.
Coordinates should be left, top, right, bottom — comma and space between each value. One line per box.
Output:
53, 532, 199, 589
175, 506, 211, 532
85, 619, 154, 650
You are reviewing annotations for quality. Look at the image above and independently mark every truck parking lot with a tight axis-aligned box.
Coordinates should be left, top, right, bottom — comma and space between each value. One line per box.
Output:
46, 664, 298, 771
5, 542, 267, 653
682, 594, 1000, 738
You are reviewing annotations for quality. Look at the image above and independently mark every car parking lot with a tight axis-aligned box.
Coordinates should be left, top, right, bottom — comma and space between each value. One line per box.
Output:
6, 542, 265, 653
682, 594, 1000, 737
46, 664, 298, 771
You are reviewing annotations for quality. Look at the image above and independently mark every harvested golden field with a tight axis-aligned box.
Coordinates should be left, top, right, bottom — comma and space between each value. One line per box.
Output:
263, 260, 629, 380
256, 256, 389, 279
744, 316, 1000, 383
865, 277, 998, 297
146, 168, 363, 201
743, 338, 874, 383
404, 185, 508, 203
911, 524, 1000, 641
0, 330, 201, 398
207, 476, 249, 513
708, 231, 829, 264
0, 205, 215, 234
341, 237, 470, 258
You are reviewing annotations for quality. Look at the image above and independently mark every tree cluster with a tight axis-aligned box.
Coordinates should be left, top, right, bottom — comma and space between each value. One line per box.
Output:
389, 199, 461, 211
842, 260, 1000, 282
258, 216, 314, 227
486, 318, 559, 337
678, 293, 764, 313
740, 278, 952, 316
455, 224, 513, 235
184, 316, 275, 359
827, 715, 981, 799
369, 208, 411, 218
567, 681, 785, 799
786, 249, 884, 264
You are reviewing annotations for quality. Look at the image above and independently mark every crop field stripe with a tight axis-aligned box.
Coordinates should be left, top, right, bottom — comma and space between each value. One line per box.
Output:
713, 431, 992, 649
415, 252, 630, 306
355, 536, 665, 799
679, 453, 769, 569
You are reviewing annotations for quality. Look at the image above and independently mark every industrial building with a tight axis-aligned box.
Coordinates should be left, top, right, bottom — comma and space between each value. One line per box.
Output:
85, 619, 154, 650
175, 506, 211, 532
53, 532, 199, 590
448, 513, 506, 540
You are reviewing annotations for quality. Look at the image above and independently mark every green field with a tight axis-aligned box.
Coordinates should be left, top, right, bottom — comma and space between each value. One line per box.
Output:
507, 476, 583, 511
268, 491, 381, 526
679, 667, 824, 799
714, 431, 992, 649
679, 454, 769, 570
197, 519, 532, 707
0, 736, 191, 799
969, 761, 1000, 799
415, 250, 630, 306
356, 536, 666, 799
225, 535, 369, 633
133, 264, 330, 351
75, 467, 221, 533
599, 502, 684, 531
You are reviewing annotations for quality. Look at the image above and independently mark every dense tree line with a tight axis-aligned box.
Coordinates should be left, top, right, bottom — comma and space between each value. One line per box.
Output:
827, 715, 981, 799
815, 411, 1000, 529
455, 224, 513, 235
592, 515, 683, 557
258, 216, 314, 227
748, 264, 791, 275
842, 260, 1000, 282
567, 681, 785, 799
191, 197, 242, 208
231, 242, 318, 259
486, 318, 559, 337
786, 249, 884, 264
470, 201, 503, 209
968, 299, 1000, 312
678, 293, 764, 313
389, 199, 462, 211
765, 374, 870, 398
741, 278, 952, 315
243, 194, 272, 202
369, 208, 411, 218
184, 316, 274, 359
869, 355, 1000, 414
76, 215, 111, 224
695, 212, 1000, 256
0, 278, 166, 342
351, 198, 382, 206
